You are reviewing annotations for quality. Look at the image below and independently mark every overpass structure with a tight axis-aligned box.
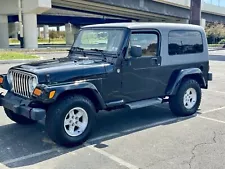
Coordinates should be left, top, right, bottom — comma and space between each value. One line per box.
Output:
1, 0, 225, 49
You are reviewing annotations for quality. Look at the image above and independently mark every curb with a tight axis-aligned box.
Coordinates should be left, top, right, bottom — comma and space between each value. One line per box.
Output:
0, 59, 41, 64
0, 56, 44, 64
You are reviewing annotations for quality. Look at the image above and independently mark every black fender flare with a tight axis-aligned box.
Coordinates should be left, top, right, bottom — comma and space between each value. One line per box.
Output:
40, 81, 106, 110
166, 68, 206, 96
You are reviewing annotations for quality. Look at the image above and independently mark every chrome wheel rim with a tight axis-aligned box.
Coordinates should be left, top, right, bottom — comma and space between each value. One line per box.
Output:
183, 88, 197, 109
64, 107, 88, 137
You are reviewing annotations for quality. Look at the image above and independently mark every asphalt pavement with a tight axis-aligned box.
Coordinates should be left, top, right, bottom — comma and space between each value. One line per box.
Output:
0, 51, 225, 169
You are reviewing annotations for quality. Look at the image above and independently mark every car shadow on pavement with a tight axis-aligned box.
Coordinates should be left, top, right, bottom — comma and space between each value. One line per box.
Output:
0, 104, 196, 168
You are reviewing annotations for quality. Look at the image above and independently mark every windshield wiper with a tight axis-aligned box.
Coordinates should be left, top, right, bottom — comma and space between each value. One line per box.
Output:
90, 48, 107, 61
69, 47, 86, 57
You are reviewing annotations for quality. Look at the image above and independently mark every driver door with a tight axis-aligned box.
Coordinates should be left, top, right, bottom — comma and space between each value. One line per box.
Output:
121, 31, 161, 102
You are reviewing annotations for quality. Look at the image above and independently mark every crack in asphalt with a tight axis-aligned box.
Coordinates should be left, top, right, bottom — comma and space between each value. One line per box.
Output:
188, 131, 217, 169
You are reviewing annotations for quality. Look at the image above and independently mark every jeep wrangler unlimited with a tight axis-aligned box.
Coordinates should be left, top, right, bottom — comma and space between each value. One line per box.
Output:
0, 23, 212, 147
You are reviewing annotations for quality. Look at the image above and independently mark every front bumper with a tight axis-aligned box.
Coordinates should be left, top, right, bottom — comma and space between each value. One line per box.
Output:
208, 72, 213, 81
0, 92, 46, 121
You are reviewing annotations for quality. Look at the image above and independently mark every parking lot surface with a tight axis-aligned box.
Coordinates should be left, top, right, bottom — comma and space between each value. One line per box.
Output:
0, 52, 225, 169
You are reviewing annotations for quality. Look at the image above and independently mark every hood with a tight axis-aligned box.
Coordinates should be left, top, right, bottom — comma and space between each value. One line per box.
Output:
11, 57, 112, 84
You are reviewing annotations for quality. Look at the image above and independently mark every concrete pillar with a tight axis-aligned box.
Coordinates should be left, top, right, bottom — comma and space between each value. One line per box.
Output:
201, 18, 206, 28
65, 23, 73, 45
65, 24, 79, 45
43, 25, 49, 39
190, 0, 201, 25
0, 15, 9, 48
23, 13, 38, 49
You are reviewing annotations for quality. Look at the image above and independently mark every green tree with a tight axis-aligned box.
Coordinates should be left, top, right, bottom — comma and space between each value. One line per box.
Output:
49, 30, 58, 39
205, 23, 225, 44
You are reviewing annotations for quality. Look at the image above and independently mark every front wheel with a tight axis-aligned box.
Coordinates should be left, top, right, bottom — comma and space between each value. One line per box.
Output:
46, 95, 96, 147
169, 79, 202, 116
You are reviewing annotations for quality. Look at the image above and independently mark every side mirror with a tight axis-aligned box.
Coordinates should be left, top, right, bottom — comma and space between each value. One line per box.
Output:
130, 45, 142, 58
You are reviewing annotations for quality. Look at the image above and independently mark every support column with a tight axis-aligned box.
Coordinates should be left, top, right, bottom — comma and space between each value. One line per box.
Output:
0, 15, 9, 48
201, 18, 206, 28
23, 13, 38, 49
190, 0, 201, 25
65, 23, 76, 45
43, 25, 49, 39
65, 24, 80, 45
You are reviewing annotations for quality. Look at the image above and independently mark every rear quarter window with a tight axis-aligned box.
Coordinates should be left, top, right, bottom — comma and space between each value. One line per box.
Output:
168, 30, 203, 56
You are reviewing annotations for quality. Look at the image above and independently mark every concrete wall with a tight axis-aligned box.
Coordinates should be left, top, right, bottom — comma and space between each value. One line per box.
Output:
87, 0, 225, 23
23, 0, 51, 14
154, 0, 225, 16
0, 0, 19, 15
0, 0, 51, 15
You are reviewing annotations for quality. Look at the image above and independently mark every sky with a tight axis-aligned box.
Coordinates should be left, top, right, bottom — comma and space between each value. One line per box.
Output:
204, 0, 225, 7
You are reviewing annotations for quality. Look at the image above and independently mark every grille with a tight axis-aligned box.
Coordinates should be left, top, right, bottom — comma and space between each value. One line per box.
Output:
10, 70, 36, 98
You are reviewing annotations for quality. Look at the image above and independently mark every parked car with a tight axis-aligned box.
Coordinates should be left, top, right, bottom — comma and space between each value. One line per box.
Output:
0, 23, 212, 147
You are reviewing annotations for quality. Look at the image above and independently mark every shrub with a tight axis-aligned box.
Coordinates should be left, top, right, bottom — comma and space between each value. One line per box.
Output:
219, 39, 225, 44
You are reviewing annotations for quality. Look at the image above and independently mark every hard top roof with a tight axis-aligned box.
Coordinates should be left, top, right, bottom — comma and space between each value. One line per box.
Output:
83, 22, 204, 32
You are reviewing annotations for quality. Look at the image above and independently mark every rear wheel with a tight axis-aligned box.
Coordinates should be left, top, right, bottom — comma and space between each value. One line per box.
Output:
4, 108, 37, 125
169, 79, 201, 116
46, 95, 96, 147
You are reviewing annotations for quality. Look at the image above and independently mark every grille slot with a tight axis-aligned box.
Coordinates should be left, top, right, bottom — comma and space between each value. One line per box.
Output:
10, 70, 37, 98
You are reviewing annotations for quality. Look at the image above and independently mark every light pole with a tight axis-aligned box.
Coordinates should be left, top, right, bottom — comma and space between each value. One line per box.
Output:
189, 0, 202, 25
18, 0, 24, 48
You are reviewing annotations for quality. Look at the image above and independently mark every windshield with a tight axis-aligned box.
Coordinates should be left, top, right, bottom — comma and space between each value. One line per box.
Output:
73, 28, 125, 53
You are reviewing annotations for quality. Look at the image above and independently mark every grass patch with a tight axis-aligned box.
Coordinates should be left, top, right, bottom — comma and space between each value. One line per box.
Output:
208, 44, 224, 47
9, 38, 66, 45
0, 52, 39, 60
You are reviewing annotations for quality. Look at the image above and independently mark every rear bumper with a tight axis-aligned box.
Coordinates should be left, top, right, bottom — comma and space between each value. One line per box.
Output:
208, 72, 213, 81
0, 92, 46, 121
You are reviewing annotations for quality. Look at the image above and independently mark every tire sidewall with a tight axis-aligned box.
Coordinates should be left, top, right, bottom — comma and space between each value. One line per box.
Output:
48, 96, 96, 146
177, 80, 201, 115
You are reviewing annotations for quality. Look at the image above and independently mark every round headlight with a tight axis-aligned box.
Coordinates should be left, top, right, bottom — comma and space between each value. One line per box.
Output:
29, 77, 38, 92
7, 72, 13, 84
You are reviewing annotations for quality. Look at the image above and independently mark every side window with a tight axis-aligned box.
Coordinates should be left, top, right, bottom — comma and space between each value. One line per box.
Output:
168, 30, 203, 55
128, 32, 159, 58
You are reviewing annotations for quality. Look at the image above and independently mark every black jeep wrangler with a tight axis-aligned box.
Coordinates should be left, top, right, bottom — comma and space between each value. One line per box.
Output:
0, 23, 212, 147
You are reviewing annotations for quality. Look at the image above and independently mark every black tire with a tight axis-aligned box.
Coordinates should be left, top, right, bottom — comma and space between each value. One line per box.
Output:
169, 79, 202, 116
4, 108, 37, 125
45, 95, 96, 147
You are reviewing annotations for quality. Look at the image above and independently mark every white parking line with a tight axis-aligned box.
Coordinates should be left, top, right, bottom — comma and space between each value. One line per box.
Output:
2, 105, 225, 166
2, 149, 58, 165
84, 143, 139, 169
198, 115, 225, 124
201, 106, 225, 114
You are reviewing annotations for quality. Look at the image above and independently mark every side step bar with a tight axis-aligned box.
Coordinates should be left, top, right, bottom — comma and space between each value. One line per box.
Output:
126, 98, 162, 110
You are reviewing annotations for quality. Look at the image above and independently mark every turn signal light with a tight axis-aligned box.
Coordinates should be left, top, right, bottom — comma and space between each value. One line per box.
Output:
49, 91, 56, 99
33, 88, 42, 96
0, 77, 3, 84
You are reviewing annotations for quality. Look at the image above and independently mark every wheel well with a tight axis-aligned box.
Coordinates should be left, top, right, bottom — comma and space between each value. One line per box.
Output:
56, 89, 103, 112
182, 74, 205, 88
